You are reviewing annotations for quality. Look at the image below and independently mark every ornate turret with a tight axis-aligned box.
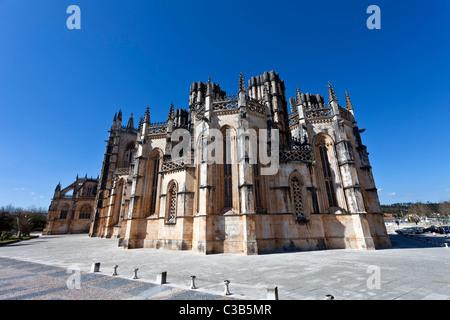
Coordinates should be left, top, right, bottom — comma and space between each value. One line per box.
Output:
138, 116, 143, 131
328, 82, 340, 117
111, 109, 124, 131
247, 70, 290, 147
126, 113, 134, 131
167, 102, 175, 121
296, 86, 303, 105
144, 106, 150, 124
239, 71, 245, 93
111, 112, 118, 130
328, 82, 337, 103
345, 91, 354, 116
206, 76, 212, 97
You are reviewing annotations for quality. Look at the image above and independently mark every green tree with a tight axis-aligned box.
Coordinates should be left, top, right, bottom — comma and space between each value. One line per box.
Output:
28, 213, 47, 231
0, 212, 14, 231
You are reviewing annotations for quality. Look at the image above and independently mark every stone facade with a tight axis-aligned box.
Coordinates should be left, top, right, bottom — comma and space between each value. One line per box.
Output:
88, 71, 391, 254
43, 176, 97, 235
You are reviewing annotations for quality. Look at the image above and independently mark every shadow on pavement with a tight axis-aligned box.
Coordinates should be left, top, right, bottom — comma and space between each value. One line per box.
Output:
387, 234, 441, 249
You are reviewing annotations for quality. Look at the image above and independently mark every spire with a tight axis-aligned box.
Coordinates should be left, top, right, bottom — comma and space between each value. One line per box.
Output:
296, 86, 303, 105
239, 71, 245, 92
117, 109, 122, 121
138, 116, 143, 131
263, 84, 272, 116
167, 102, 174, 121
206, 76, 212, 97
127, 113, 134, 129
263, 83, 270, 102
111, 112, 118, 130
55, 182, 61, 191
328, 82, 337, 103
144, 106, 150, 124
345, 91, 353, 110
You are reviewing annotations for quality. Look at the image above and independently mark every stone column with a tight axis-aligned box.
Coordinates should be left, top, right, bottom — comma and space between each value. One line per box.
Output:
328, 83, 366, 214
237, 86, 255, 215
351, 213, 375, 250
194, 121, 211, 254
122, 118, 147, 248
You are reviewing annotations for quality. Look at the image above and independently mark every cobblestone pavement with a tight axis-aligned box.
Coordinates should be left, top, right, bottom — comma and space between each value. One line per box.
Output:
0, 257, 234, 300
0, 233, 449, 300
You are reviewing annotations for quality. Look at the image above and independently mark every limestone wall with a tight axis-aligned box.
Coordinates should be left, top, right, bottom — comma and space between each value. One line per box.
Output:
254, 213, 390, 253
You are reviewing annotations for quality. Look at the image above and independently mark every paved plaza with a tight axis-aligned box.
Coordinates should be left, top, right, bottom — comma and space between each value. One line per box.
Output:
0, 232, 449, 300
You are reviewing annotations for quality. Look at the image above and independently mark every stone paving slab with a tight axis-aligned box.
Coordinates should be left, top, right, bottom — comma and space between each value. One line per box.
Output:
0, 233, 449, 300
0, 257, 230, 300
124, 282, 172, 298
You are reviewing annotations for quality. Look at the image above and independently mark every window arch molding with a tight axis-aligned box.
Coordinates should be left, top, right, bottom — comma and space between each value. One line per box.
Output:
218, 125, 237, 213
111, 178, 125, 226
288, 171, 308, 222
123, 142, 136, 167
194, 133, 203, 215
79, 204, 92, 219
249, 126, 263, 211
145, 147, 163, 217
60, 204, 70, 220
165, 179, 178, 224
313, 133, 340, 212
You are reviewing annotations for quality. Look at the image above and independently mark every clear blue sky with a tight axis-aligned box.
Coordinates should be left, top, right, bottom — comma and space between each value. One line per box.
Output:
0, 0, 449, 209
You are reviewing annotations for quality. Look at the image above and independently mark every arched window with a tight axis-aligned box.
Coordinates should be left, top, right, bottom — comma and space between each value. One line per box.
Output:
97, 191, 104, 209
149, 152, 162, 215
251, 128, 262, 211
124, 143, 135, 166
79, 204, 92, 219
60, 204, 69, 219
253, 162, 262, 210
166, 181, 177, 224
315, 137, 338, 210
112, 179, 124, 226
223, 130, 233, 209
194, 133, 203, 214
216, 126, 237, 213
290, 176, 304, 217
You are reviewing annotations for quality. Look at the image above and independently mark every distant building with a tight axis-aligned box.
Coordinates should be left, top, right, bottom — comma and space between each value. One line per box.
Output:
43, 175, 98, 235
383, 213, 395, 224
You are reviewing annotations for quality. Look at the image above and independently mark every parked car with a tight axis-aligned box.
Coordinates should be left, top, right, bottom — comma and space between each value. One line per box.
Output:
438, 226, 450, 234
423, 225, 439, 233
411, 227, 425, 234
395, 227, 417, 235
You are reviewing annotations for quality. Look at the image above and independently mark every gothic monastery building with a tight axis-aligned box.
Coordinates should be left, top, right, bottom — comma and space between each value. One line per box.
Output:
46, 71, 391, 254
